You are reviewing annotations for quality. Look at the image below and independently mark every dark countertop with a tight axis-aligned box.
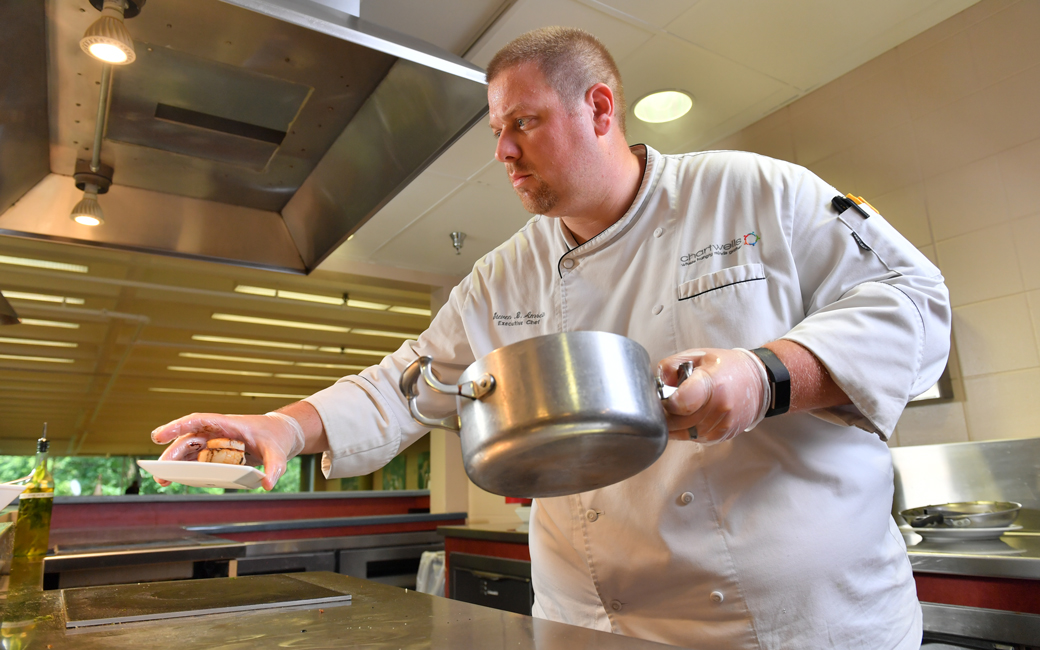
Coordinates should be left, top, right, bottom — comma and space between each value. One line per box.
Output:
437, 522, 529, 544
189, 511, 466, 535
53, 489, 430, 505
2, 571, 683, 649
44, 526, 244, 572
443, 523, 1040, 581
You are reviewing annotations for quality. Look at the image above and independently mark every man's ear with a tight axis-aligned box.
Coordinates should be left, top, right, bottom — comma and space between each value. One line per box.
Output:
587, 83, 615, 136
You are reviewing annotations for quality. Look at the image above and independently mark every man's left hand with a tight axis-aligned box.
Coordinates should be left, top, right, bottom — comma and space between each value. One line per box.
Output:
658, 348, 769, 444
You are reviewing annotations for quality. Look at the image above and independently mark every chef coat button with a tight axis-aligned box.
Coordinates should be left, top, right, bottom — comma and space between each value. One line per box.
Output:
610, 599, 623, 612
562, 258, 575, 269
710, 591, 724, 604
680, 492, 694, 505
654, 228, 664, 238
584, 509, 599, 522
652, 304, 663, 315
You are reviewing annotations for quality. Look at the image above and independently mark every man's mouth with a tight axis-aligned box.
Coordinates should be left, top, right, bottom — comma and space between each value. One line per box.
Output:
511, 174, 530, 188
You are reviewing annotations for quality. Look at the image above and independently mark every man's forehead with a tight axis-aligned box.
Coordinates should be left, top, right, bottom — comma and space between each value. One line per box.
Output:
488, 66, 554, 122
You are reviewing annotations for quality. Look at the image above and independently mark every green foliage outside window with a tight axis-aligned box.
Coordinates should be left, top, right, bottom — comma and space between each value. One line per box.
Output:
0, 455, 302, 496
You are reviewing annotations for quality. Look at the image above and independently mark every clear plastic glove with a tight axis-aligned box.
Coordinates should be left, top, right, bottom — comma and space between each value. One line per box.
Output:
150, 412, 306, 490
658, 347, 770, 445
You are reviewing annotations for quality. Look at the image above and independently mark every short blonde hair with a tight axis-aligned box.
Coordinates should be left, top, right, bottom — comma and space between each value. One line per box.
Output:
486, 27, 627, 135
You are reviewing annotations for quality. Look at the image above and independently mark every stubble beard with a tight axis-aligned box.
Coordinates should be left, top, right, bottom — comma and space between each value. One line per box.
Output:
514, 175, 561, 215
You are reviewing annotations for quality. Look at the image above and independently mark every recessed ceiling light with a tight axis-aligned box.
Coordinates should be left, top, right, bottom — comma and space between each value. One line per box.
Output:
149, 387, 240, 396
0, 337, 77, 348
346, 299, 390, 311
0, 255, 88, 274
167, 365, 273, 377
318, 346, 393, 357
388, 306, 432, 317
241, 391, 310, 399
4, 291, 85, 305
274, 373, 340, 382
0, 353, 75, 364
179, 352, 293, 366
633, 90, 693, 123
234, 285, 344, 306
211, 313, 350, 333
296, 362, 366, 371
351, 328, 417, 339
18, 320, 80, 328
191, 335, 319, 351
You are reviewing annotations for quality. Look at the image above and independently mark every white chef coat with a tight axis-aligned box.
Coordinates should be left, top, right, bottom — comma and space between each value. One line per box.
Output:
306, 145, 951, 650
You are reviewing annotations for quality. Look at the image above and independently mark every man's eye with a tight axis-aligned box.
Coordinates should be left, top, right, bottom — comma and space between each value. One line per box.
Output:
516, 118, 527, 129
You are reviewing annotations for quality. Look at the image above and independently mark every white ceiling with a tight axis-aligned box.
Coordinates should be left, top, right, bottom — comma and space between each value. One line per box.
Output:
320, 0, 978, 278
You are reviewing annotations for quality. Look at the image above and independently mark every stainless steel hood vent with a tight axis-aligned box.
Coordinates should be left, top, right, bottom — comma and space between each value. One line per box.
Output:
0, 0, 489, 274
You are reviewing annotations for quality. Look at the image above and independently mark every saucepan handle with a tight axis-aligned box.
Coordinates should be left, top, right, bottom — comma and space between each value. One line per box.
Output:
400, 356, 462, 432
909, 514, 944, 528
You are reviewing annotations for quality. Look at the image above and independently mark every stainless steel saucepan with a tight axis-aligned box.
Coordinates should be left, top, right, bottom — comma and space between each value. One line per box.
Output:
400, 331, 685, 498
900, 501, 1022, 528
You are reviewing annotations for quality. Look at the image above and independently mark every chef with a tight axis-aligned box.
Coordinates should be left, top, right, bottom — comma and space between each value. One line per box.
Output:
152, 27, 950, 649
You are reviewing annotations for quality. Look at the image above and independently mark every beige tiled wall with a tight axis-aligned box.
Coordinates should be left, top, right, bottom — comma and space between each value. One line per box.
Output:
707, 0, 1040, 446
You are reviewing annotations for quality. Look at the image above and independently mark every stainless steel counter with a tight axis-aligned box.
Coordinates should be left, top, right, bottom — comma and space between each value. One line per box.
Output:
2, 571, 682, 649
904, 529, 1040, 580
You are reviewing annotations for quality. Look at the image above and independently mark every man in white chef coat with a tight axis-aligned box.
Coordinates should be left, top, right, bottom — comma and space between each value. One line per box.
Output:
153, 27, 950, 649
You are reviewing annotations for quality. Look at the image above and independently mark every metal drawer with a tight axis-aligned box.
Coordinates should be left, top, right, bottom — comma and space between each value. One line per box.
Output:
338, 542, 443, 589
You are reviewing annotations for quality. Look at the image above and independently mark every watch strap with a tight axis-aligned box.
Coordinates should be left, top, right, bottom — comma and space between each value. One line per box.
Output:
750, 347, 790, 417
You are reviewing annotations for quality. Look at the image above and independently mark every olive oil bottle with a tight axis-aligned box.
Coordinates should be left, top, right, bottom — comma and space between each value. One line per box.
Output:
12, 424, 53, 558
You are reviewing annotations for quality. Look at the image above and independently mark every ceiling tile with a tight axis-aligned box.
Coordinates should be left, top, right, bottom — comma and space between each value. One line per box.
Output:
326, 171, 464, 263
667, 0, 978, 91
372, 181, 533, 275
621, 34, 791, 153
467, 0, 654, 68
582, 0, 699, 29
427, 121, 498, 181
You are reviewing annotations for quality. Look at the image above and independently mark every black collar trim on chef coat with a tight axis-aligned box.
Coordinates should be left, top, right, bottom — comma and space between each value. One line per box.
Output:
555, 144, 657, 279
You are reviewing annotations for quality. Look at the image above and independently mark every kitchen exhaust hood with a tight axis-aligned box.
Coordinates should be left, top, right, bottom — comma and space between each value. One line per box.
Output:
0, 0, 489, 274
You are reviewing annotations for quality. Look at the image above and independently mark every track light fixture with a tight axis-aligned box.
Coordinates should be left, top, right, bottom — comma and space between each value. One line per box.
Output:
80, 0, 144, 65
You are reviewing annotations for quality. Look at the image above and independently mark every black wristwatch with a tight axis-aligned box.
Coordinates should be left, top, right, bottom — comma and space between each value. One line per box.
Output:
751, 348, 791, 417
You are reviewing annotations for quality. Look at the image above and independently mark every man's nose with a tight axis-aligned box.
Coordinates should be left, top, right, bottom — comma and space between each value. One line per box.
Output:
495, 133, 519, 163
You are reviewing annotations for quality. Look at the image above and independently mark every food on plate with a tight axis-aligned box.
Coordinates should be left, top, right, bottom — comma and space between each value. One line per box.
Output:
197, 438, 246, 465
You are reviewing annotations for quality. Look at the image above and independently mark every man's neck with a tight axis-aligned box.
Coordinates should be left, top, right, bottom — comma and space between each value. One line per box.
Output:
561, 145, 646, 244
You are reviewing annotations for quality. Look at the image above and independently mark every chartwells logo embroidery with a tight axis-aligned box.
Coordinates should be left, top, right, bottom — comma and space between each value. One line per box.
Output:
493, 310, 545, 327
680, 232, 759, 267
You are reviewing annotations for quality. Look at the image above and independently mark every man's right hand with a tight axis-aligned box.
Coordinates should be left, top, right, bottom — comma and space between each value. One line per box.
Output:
151, 411, 307, 491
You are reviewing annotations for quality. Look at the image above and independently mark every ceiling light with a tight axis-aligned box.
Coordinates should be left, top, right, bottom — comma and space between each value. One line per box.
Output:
0, 255, 88, 273
0, 337, 77, 348
71, 183, 105, 226
211, 313, 350, 333
20, 319, 80, 329
351, 328, 417, 339
80, 0, 137, 65
0, 353, 75, 364
167, 365, 272, 377
634, 90, 693, 123
296, 362, 366, 371
235, 285, 344, 306
179, 352, 293, 366
388, 306, 432, 317
0, 292, 19, 326
191, 335, 319, 351
241, 391, 310, 399
346, 299, 390, 311
4, 291, 85, 305
274, 373, 340, 382
149, 387, 240, 396
317, 346, 393, 357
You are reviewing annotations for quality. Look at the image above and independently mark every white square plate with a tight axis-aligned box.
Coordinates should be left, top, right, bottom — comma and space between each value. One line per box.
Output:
0, 483, 26, 509
137, 460, 265, 490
